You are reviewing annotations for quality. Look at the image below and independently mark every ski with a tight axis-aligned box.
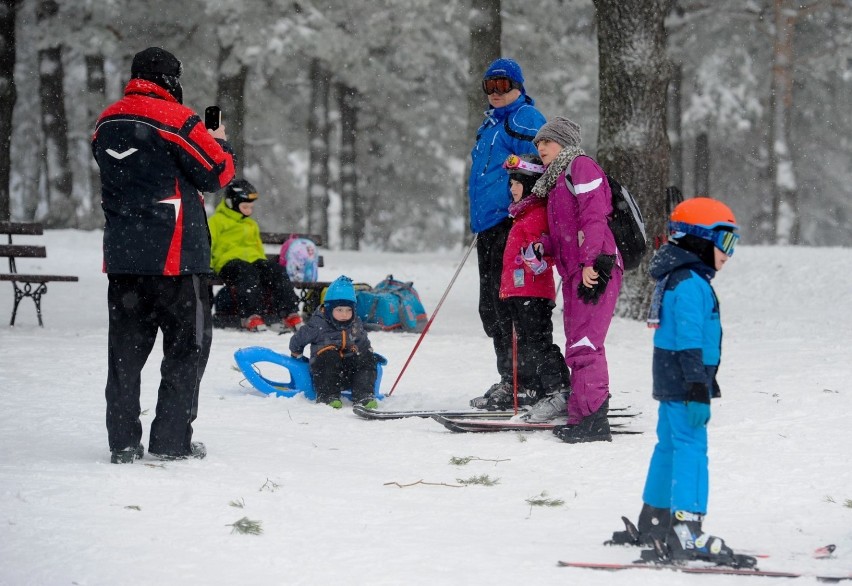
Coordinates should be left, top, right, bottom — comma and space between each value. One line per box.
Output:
556, 561, 851, 582
353, 404, 638, 421
432, 415, 642, 434
353, 404, 516, 420
607, 516, 837, 562
557, 560, 795, 578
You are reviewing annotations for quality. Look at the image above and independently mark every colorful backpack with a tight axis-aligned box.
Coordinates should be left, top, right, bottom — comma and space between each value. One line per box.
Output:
278, 236, 319, 282
355, 275, 428, 333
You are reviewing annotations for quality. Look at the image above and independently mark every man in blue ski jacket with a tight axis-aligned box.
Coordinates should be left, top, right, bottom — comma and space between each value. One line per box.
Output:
468, 58, 546, 410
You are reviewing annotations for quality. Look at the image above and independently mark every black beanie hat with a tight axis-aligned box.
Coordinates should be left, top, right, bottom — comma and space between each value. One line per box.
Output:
131, 47, 182, 77
130, 47, 184, 103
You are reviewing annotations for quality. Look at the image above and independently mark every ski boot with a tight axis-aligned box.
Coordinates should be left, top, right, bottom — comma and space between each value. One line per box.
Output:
645, 511, 757, 568
517, 390, 568, 423
607, 504, 670, 546
553, 397, 612, 443
470, 380, 514, 410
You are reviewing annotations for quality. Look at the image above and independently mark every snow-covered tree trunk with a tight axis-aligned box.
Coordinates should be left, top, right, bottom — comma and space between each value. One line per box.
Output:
338, 83, 360, 251
768, 0, 799, 245
464, 0, 501, 243
594, 0, 671, 320
216, 43, 247, 177
36, 0, 74, 228
307, 58, 330, 245
82, 53, 105, 229
0, 0, 17, 222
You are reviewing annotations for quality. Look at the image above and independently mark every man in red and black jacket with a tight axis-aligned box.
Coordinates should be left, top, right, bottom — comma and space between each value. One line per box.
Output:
92, 47, 235, 464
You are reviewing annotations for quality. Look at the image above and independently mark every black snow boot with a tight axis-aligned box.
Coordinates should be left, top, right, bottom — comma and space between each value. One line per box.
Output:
657, 511, 756, 568
110, 443, 144, 464
149, 441, 207, 461
553, 397, 612, 443
607, 504, 671, 546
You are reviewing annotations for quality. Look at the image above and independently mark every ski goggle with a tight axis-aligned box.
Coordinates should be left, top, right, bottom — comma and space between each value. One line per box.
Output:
669, 221, 739, 256
482, 77, 517, 95
503, 154, 546, 175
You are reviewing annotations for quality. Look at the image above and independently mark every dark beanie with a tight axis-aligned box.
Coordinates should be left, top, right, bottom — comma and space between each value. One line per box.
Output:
131, 47, 182, 78
131, 47, 184, 103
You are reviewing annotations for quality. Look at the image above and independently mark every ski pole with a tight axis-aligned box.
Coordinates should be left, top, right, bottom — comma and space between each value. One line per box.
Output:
387, 235, 479, 396
512, 324, 519, 414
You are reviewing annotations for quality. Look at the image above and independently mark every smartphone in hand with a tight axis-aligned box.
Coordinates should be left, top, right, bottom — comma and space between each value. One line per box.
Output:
204, 106, 221, 130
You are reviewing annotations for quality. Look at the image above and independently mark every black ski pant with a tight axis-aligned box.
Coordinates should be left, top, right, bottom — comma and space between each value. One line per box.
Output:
219, 259, 300, 319
310, 350, 377, 402
476, 219, 514, 382
505, 296, 571, 398
105, 274, 212, 456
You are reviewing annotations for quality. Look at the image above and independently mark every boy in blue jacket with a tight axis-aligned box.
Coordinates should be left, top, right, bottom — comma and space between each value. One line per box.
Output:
289, 276, 377, 409
612, 197, 753, 568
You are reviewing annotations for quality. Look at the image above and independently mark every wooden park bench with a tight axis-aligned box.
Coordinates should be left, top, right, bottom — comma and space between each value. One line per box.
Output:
0, 221, 79, 326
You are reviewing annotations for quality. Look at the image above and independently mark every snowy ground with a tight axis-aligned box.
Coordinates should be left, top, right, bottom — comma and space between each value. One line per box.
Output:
1, 229, 850, 585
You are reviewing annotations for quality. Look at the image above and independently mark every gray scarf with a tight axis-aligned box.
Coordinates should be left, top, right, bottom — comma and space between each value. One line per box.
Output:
531, 145, 585, 198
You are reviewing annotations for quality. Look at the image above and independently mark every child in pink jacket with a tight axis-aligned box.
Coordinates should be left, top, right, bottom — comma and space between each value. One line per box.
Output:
471, 154, 570, 411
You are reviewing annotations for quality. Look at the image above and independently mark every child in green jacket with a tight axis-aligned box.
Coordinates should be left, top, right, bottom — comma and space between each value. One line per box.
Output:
208, 179, 302, 332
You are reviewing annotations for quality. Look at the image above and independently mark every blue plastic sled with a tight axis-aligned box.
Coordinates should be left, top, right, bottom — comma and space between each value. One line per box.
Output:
233, 346, 386, 401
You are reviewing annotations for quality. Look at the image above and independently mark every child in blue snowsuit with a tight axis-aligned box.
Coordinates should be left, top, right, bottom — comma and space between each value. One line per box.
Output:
611, 197, 752, 567
289, 275, 378, 409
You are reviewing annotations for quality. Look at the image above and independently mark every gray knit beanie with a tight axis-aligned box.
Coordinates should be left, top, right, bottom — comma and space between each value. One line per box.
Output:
533, 116, 582, 147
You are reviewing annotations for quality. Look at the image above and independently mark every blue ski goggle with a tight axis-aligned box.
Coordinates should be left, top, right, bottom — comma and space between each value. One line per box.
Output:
669, 221, 740, 256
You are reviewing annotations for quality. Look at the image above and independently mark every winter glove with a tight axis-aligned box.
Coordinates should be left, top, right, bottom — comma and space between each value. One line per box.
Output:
291, 352, 309, 363
685, 382, 711, 428
578, 254, 616, 305
520, 244, 548, 275
711, 377, 721, 399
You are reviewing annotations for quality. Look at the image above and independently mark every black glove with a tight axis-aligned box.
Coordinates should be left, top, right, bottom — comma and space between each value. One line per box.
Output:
686, 382, 711, 428
577, 254, 616, 305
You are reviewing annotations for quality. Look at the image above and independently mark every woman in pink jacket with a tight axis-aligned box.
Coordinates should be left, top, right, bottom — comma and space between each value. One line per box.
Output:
471, 154, 571, 410
522, 117, 622, 443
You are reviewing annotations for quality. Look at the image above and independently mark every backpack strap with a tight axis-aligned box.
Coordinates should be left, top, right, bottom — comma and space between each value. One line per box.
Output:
503, 118, 537, 142
564, 174, 577, 196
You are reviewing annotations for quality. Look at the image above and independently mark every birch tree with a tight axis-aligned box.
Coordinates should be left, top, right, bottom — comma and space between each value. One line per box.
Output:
306, 58, 331, 244
338, 82, 360, 250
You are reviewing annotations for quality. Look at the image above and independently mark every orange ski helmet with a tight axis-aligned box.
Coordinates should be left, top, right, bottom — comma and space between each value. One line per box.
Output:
670, 197, 738, 231
669, 198, 740, 256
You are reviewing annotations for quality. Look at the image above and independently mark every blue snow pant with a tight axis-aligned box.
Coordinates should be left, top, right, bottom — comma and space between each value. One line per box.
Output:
642, 401, 709, 514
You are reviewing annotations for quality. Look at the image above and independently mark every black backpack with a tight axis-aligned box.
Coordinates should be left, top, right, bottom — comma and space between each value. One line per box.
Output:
565, 173, 647, 270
